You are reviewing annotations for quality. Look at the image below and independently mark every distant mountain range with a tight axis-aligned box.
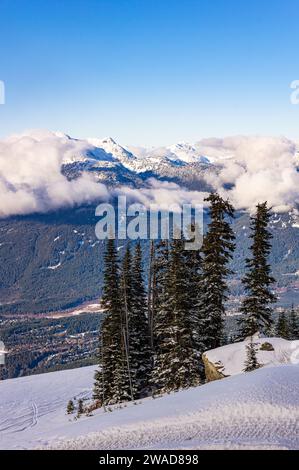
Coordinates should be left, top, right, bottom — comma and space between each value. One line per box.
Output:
59, 133, 224, 191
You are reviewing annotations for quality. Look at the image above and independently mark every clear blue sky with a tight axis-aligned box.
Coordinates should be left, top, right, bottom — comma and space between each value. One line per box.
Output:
0, 0, 298, 146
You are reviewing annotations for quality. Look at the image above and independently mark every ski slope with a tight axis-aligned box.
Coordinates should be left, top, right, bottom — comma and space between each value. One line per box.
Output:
0, 363, 298, 450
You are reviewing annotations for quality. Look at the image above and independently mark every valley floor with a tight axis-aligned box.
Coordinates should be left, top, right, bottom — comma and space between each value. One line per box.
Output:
0, 363, 298, 450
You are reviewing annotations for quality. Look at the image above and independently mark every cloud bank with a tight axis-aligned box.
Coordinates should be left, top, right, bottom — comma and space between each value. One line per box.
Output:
203, 136, 299, 212
0, 130, 298, 217
0, 130, 109, 217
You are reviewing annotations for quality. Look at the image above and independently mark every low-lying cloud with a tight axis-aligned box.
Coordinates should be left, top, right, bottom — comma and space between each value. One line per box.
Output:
0, 130, 298, 217
203, 136, 299, 212
0, 130, 109, 217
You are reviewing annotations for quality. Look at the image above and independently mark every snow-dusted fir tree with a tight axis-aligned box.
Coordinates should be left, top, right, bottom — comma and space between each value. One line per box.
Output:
201, 193, 236, 350
151, 239, 169, 350
66, 399, 74, 414
119, 244, 134, 400
129, 241, 152, 397
93, 239, 131, 406
151, 240, 171, 391
288, 305, 299, 340
93, 369, 103, 403
147, 240, 156, 349
243, 337, 261, 372
77, 398, 84, 416
152, 238, 201, 393
183, 243, 206, 373
239, 202, 276, 338
276, 310, 289, 339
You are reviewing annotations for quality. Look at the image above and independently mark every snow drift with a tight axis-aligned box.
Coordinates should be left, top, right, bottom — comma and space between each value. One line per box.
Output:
0, 363, 298, 450
204, 336, 299, 378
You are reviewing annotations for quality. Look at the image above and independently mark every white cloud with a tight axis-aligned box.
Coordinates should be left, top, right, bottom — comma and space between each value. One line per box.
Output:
0, 130, 109, 217
0, 130, 298, 217
203, 136, 299, 211
114, 178, 207, 210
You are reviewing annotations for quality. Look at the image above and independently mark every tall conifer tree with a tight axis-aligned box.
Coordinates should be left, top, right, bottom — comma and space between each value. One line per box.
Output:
152, 238, 201, 393
289, 305, 299, 340
201, 193, 236, 350
129, 241, 152, 397
276, 310, 289, 339
239, 202, 276, 338
94, 239, 131, 406
184, 245, 206, 371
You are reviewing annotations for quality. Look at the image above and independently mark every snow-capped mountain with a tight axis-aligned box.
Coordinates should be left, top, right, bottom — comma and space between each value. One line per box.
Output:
43, 130, 219, 189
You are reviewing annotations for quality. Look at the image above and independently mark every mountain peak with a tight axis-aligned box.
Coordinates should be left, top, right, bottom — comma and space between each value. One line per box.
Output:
101, 137, 117, 145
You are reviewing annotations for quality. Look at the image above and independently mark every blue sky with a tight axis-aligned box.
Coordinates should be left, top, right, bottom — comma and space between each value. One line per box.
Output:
0, 0, 298, 146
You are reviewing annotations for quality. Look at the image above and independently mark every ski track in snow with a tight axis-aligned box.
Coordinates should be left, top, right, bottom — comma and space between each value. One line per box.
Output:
0, 364, 298, 450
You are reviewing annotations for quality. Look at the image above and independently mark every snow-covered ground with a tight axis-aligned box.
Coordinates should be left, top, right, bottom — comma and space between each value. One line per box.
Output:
205, 336, 299, 376
0, 363, 298, 450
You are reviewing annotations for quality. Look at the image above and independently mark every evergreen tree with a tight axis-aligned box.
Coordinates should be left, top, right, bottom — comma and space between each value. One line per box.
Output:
288, 305, 299, 340
243, 337, 261, 372
129, 241, 152, 397
93, 369, 103, 403
276, 310, 289, 339
239, 202, 276, 338
66, 399, 74, 414
147, 240, 156, 350
119, 244, 134, 400
151, 240, 171, 391
152, 238, 201, 393
152, 239, 170, 352
93, 239, 131, 406
183, 244, 206, 374
77, 398, 84, 416
201, 193, 236, 350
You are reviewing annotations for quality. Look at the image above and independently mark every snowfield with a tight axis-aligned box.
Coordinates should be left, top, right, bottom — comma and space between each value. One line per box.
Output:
0, 363, 298, 450
205, 336, 299, 376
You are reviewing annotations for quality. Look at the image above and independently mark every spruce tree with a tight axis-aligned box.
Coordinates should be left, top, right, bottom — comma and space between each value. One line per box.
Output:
93, 368, 105, 405
129, 241, 152, 397
201, 193, 236, 350
152, 239, 170, 351
77, 398, 84, 416
93, 239, 131, 406
276, 310, 289, 339
243, 337, 260, 372
147, 240, 156, 350
183, 244, 206, 373
119, 244, 134, 400
288, 305, 299, 340
239, 202, 276, 338
152, 238, 201, 393
151, 240, 171, 391
66, 399, 75, 414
